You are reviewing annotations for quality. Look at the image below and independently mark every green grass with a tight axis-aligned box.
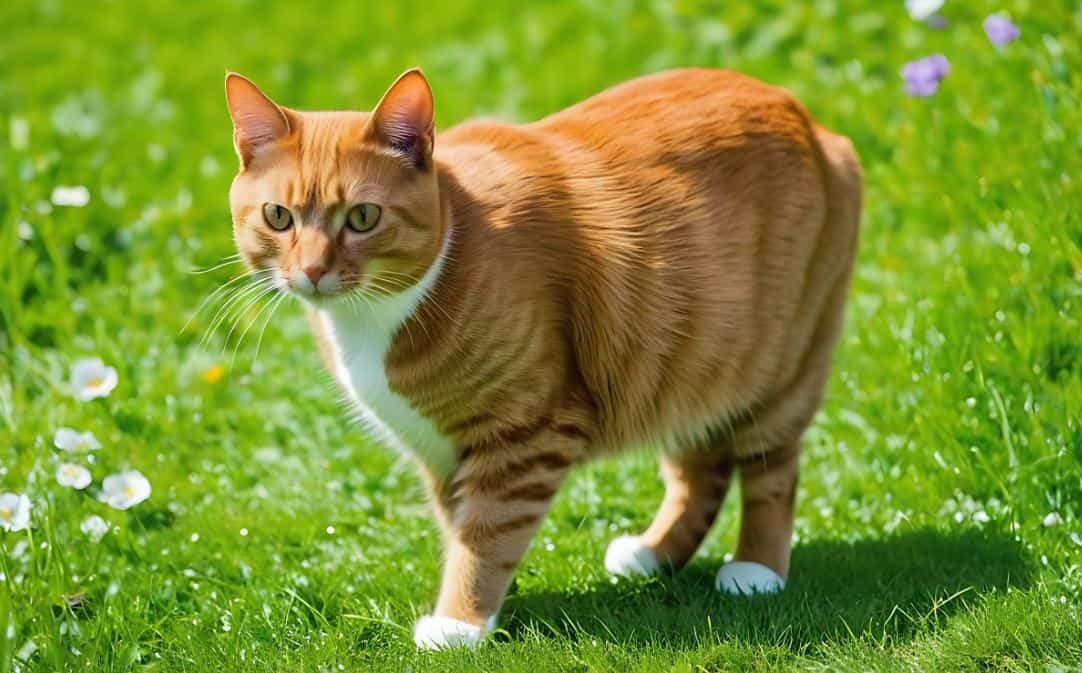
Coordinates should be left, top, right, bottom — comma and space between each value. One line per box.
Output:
2, 1, 1081, 671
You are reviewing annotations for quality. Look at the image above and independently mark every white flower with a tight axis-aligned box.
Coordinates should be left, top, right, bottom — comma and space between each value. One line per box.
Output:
0, 493, 32, 532
16, 639, 37, 662
100, 470, 151, 510
80, 515, 110, 542
70, 358, 118, 401
905, 0, 944, 21
10, 117, 29, 151
56, 463, 92, 490
50, 185, 90, 207
53, 427, 102, 453
973, 510, 991, 524
1043, 512, 1063, 527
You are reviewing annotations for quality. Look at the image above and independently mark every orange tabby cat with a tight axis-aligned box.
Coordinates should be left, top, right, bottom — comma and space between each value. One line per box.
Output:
224, 67, 861, 649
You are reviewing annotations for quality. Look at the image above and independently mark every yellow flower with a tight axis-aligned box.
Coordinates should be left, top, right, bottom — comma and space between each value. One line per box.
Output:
201, 365, 224, 384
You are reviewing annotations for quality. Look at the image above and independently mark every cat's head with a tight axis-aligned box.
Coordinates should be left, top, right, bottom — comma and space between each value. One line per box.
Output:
225, 69, 444, 305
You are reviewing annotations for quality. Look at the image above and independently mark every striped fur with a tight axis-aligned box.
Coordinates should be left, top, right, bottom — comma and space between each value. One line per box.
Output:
225, 67, 862, 641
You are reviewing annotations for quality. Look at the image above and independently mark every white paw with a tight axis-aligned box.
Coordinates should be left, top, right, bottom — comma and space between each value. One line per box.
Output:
715, 561, 786, 595
413, 614, 495, 650
604, 535, 661, 577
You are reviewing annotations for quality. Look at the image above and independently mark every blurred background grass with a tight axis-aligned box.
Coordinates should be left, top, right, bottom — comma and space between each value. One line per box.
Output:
1, 1, 1081, 671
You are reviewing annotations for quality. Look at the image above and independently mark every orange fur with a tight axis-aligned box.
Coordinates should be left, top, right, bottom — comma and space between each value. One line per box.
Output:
225, 67, 862, 643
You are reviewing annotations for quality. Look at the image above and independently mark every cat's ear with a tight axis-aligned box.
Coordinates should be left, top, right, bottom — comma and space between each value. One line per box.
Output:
225, 72, 291, 168
365, 68, 434, 168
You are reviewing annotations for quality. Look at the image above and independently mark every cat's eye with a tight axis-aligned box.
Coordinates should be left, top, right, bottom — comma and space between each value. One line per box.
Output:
262, 203, 294, 231
345, 203, 382, 233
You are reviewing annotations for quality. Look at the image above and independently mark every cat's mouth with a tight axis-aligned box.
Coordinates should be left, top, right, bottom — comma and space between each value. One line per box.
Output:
286, 285, 348, 306
276, 268, 350, 305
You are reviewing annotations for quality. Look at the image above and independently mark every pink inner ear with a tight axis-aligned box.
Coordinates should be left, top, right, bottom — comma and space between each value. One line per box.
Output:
370, 71, 434, 163
382, 105, 430, 151
226, 75, 289, 162
235, 106, 287, 146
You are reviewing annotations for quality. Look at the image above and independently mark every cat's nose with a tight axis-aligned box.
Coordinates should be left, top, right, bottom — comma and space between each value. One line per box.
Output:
303, 266, 327, 287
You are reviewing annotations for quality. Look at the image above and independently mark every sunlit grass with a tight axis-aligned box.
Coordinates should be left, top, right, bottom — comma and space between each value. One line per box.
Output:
1, 1, 1080, 671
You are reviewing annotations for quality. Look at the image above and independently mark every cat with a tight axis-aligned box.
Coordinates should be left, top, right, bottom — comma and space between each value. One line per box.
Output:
224, 66, 862, 649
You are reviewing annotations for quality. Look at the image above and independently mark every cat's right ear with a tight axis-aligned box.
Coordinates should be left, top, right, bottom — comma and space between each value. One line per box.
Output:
225, 73, 291, 168
365, 68, 435, 169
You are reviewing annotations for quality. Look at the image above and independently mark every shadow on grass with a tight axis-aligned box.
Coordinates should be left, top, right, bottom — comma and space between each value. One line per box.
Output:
503, 527, 1031, 650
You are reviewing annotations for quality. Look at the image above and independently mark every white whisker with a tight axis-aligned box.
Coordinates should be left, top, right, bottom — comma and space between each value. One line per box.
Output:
182, 268, 272, 335
200, 278, 275, 350
251, 293, 289, 365
220, 284, 278, 353
187, 254, 243, 275
229, 286, 284, 368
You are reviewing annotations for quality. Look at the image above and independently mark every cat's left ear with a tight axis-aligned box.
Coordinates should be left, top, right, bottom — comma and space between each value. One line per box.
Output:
365, 68, 434, 168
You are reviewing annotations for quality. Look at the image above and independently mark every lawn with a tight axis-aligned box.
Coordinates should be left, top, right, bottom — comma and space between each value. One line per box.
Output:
2, 0, 1081, 671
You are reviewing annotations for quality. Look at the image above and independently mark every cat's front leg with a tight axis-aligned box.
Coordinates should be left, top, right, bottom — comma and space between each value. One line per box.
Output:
414, 440, 577, 650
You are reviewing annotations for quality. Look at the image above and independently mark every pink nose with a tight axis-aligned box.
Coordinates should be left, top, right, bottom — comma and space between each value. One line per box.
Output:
303, 266, 327, 287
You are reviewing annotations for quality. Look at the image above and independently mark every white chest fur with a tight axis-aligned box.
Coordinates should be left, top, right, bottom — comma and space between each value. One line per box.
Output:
317, 247, 454, 475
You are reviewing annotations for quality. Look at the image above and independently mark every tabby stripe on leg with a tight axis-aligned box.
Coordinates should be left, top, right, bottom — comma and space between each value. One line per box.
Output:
454, 418, 551, 460
553, 423, 591, 443
741, 479, 798, 509
444, 413, 497, 440
734, 444, 800, 477
488, 416, 557, 447
458, 417, 588, 456
497, 480, 559, 502
450, 439, 576, 495
466, 450, 574, 493
484, 513, 542, 537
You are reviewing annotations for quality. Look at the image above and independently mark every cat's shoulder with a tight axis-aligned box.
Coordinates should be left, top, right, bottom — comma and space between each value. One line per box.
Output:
436, 118, 555, 181
440, 117, 527, 146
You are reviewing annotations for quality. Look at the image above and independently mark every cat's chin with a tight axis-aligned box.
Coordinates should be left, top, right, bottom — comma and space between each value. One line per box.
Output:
288, 289, 349, 307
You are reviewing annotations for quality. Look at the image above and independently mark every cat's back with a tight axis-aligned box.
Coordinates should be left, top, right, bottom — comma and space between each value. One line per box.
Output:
536, 68, 819, 163
437, 68, 841, 231
440, 68, 818, 161
540, 68, 790, 121
427, 68, 861, 452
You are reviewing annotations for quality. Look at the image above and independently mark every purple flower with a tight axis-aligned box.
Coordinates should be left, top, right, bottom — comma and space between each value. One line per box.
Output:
901, 54, 950, 97
984, 13, 1020, 46
925, 14, 949, 30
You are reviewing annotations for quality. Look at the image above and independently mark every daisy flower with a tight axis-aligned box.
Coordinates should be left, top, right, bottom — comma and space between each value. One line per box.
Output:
80, 515, 110, 542
0, 493, 32, 532
70, 358, 118, 401
100, 470, 151, 510
56, 463, 92, 490
54, 427, 102, 453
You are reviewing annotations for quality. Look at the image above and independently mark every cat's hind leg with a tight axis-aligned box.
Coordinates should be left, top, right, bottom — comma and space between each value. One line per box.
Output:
716, 265, 851, 595
605, 451, 733, 576
715, 447, 799, 594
